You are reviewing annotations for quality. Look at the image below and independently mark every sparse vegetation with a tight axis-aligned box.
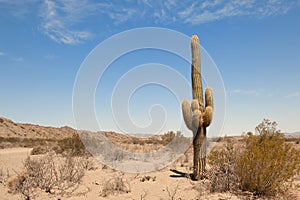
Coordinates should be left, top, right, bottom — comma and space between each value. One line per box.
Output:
54, 134, 87, 156
166, 182, 180, 200
100, 175, 131, 197
1, 117, 300, 199
139, 175, 156, 182
208, 119, 300, 198
207, 137, 240, 193
236, 119, 300, 196
8, 153, 85, 199
0, 137, 56, 149
161, 131, 175, 145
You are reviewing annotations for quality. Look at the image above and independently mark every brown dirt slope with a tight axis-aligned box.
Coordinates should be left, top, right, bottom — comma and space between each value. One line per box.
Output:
0, 117, 76, 139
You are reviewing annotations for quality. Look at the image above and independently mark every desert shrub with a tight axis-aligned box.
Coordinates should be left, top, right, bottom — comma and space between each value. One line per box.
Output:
0, 167, 10, 185
0, 137, 56, 149
8, 153, 85, 199
161, 131, 176, 145
100, 175, 131, 197
236, 119, 300, 196
168, 131, 191, 152
145, 137, 160, 145
207, 137, 240, 193
54, 134, 87, 156
30, 145, 51, 155
131, 137, 145, 145
8, 173, 32, 200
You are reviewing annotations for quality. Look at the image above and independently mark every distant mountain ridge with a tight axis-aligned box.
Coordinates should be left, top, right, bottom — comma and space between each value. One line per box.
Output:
0, 117, 77, 139
284, 132, 300, 136
0, 117, 164, 143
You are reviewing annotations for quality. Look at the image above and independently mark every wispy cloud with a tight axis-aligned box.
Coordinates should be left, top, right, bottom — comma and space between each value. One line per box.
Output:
0, 0, 38, 19
285, 92, 300, 98
2, 0, 299, 44
178, 0, 298, 24
39, 0, 99, 45
228, 89, 262, 96
44, 53, 58, 60
0, 51, 4, 56
12, 56, 24, 62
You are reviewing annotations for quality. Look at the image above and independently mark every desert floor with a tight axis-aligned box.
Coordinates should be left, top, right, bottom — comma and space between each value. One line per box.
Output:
0, 147, 249, 200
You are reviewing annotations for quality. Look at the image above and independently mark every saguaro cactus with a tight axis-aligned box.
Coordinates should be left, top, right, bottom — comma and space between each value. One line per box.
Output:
182, 35, 214, 180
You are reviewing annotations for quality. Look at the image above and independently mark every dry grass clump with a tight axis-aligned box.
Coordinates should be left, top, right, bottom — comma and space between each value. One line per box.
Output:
100, 174, 131, 197
8, 153, 85, 199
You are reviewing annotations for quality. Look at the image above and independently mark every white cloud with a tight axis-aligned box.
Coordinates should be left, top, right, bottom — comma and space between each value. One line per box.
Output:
106, 8, 137, 24
0, 0, 38, 18
178, 0, 297, 24
39, 0, 100, 44
0, 51, 4, 56
229, 89, 261, 96
3, 0, 299, 44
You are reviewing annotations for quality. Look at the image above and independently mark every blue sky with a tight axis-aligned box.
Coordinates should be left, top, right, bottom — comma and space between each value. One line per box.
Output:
0, 0, 300, 135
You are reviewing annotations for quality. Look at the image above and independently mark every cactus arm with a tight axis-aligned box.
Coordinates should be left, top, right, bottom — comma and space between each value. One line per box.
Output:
203, 87, 214, 127
205, 87, 213, 108
182, 99, 193, 130
203, 106, 213, 127
191, 99, 199, 111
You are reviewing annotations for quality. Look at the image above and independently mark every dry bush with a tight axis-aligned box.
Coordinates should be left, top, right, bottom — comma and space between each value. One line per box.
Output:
167, 131, 191, 153
0, 167, 10, 186
166, 182, 179, 200
100, 175, 131, 197
139, 175, 156, 182
8, 173, 32, 200
8, 153, 85, 199
236, 119, 300, 196
161, 131, 176, 145
54, 134, 87, 156
193, 180, 210, 200
207, 119, 300, 198
30, 145, 52, 155
207, 137, 240, 193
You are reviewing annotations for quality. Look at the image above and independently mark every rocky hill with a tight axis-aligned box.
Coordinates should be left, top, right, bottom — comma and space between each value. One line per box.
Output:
0, 117, 77, 139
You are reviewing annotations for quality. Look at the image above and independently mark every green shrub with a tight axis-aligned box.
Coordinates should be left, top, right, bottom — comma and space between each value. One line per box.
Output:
236, 119, 300, 196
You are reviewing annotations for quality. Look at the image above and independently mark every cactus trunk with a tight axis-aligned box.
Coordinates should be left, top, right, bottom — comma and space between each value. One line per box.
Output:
191, 35, 204, 110
181, 35, 214, 180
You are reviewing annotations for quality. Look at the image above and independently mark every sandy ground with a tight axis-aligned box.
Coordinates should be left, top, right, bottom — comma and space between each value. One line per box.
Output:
0, 148, 32, 200
0, 148, 244, 200
0, 148, 298, 200
0, 148, 33, 175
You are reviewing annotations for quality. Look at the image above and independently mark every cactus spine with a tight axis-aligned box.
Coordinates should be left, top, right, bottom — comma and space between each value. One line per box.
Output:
182, 35, 214, 180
